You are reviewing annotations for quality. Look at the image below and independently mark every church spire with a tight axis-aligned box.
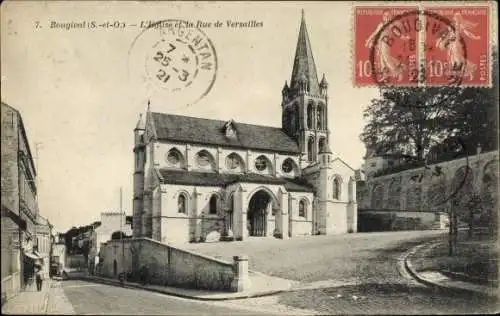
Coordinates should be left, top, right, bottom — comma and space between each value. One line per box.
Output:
135, 113, 145, 130
290, 10, 320, 96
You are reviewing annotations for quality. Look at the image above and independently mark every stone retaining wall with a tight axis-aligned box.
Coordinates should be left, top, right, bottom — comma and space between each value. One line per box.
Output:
99, 238, 242, 292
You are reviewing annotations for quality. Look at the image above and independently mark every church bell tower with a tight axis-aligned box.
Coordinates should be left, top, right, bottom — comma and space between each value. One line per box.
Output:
132, 108, 146, 238
282, 10, 329, 168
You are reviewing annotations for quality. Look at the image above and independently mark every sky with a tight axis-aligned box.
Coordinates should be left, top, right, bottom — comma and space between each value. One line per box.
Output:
0, 1, 421, 232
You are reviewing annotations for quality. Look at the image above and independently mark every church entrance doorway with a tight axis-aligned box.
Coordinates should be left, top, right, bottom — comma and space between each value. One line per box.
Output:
247, 190, 272, 237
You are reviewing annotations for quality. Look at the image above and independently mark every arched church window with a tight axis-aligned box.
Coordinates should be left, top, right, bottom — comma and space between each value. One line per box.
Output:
317, 106, 323, 130
319, 138, 326, 152
166, 148, 183, 168
178, 194, 187, 214
226, 153, 243, 170
299, 199, 306, 217
307, 103, 313, 129
209, 195, 218, 214
307, 137, 314, 162
290, 108, 296, 132
283, 110, 291, 134
167, 149, 180, 164
333, 177, 341, 199
282, 158, 294, 173
255, 156, 268, 171
196, 150, 212, 167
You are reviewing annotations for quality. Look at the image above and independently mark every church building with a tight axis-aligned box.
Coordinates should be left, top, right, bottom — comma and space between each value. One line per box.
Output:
132, 12, 358, 244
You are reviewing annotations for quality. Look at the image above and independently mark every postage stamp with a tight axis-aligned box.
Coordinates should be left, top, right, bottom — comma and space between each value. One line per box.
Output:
353, 5, 491, 87
354, 6, 420, 86
128, 19, 217, 106
424, 6, 490, 86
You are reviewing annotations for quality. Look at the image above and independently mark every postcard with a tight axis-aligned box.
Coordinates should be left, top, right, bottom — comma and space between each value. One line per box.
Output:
1, 1, 498, 314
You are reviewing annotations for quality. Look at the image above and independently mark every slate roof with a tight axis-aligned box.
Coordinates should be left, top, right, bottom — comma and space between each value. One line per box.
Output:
151, 112, 300, 153
157, 169, 315, 193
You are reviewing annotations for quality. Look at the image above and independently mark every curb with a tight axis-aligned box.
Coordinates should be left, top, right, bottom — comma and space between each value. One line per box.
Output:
81, 276, 288, 301
41, 278, 53, 314
404, 241, 499, 299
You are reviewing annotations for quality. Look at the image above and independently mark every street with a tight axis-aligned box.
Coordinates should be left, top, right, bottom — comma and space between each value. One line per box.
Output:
39, 231, 498, 314
186, 231, 499, 314
57, 280, 280, 315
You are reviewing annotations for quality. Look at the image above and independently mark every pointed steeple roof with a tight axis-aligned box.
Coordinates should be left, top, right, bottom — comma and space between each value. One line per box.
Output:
320, 73, 328, 87
290, 10, 320, 96
135, 113, 145, 130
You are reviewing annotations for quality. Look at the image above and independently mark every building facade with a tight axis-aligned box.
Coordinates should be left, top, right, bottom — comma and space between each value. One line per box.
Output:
132, 13, 358, 244
35, 214, 53, 277
88, 212, 132, 273
51, 234, 66, 277
1, 102, 41, 301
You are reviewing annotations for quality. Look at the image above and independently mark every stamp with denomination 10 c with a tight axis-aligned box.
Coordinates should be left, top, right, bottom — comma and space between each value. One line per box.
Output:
354, 6, 420, 87
128, 19, 218, 107
353, 5, 491, 87
424, 6, 490, 86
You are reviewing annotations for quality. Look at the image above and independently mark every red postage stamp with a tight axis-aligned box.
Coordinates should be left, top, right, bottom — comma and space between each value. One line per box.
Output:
353, 5, 491, 87
424, 6, 490, 86
354, 6, 419, 86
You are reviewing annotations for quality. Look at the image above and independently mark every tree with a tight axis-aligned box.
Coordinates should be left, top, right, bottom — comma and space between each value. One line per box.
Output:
361, 86, 462, 162
451, 50, 498, 152
361, 48, 498, 164
361, 48, 498, 255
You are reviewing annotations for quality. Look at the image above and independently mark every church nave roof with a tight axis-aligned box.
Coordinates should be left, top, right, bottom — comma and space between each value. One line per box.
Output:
151, 112, 300, 154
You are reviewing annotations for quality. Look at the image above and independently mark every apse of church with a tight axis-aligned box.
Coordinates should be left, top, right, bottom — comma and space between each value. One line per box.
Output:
132, 12, 357, 244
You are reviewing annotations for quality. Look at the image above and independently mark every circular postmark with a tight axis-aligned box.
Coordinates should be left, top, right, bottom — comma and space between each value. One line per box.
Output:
368, 9, 468, 88
128, 19, 217, 107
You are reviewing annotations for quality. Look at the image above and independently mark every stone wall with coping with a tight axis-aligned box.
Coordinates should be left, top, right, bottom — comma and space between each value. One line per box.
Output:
100, 237, 237, 291
358, 210, 447, 232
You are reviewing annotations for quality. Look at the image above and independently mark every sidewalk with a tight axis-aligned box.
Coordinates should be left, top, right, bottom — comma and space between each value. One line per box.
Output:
84, 270, 298, 301
404, 240, 500, 299
1, 279, 52, 315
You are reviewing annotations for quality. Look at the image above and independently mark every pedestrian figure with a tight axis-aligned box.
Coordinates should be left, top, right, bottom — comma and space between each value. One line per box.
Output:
35, 267, 43, 291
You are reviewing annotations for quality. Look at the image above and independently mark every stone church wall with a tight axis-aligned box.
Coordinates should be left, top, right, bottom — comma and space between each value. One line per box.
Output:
325, 202, 348, 234
158, 184, 226, 244
154, 142, 301, 178
288, 192, 314, 236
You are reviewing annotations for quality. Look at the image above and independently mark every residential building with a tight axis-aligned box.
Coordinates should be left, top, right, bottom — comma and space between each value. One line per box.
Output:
71, 212, 132, 274
34, 214, 53, 277
51, 234, 66, 277
1, 102, 41, 301
132, 13, 358, 244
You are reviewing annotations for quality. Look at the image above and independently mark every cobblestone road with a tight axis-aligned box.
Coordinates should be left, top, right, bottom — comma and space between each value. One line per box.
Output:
187, 231, 500, 314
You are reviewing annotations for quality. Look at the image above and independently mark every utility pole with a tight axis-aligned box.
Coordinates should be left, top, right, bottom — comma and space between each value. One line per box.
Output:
120, 187, 125, 279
